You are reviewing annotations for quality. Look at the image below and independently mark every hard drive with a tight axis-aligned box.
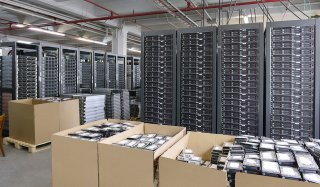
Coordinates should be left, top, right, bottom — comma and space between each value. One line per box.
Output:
261, 161, 281, 177
260, 151, 277, 162
277, 152, 296, 166
280, 166, 302, 180
303, 173, 320, 184
243, 158, 261, 172
260, 143, 275, 151
295, 153, 319, 173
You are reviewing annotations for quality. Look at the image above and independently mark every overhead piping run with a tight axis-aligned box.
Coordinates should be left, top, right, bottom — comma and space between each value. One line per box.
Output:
186, 0, 213, 21
154, 0, 199, 27
279, 0, 301, 20
287, 0, 310, 18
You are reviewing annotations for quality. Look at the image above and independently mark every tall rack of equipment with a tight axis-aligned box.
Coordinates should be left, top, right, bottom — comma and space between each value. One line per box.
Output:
106, 53, 117, 89
266, 20, 320, 140
39, 44, 60, 98
60, 47, 78, 94
177, 27, 217, 133
78, 49, 93, 93
141, 30, 177, 125
0, 42, 39, 134
93, 51, 106, 89
117, 55, 127, 89
127, 56, 141, 90
217, 23, 264, 136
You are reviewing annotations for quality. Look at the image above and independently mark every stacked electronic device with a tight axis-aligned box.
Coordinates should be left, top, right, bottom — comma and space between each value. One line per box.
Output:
106, 54, 117, 89
79, 51, 93, 92
177, 27, 216, 133
266, 20, 320, 140
39, 50, 59, 98
142, 30, 177, 125
127, 56, 141, 90
94, 53, 105, 88
61, 93, 106, 125
117, 56, 126, 89
61, 50, 77, 94
17, 56, 38, 99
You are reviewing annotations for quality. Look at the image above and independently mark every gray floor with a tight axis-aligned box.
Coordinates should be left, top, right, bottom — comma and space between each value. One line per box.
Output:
0, 144, 51, 187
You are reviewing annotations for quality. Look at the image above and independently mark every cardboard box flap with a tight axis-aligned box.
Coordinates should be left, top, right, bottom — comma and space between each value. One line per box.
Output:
236, 172, 319, 187
161, 134, 190, 159
144, 123, 183, 136
10, 99, 50, 105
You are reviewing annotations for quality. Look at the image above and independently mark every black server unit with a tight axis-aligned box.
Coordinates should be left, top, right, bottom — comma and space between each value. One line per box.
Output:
60, 47, 78, 94
117, 55, 127, 89
177, 27, 217, 133
141, 30, 177, 125
266, 19, 320, 140
93, 52, 106, 89
217, 23, 264, 136
106, 53, 117, 89
79, 50, 93, 93
39, 45, 60, 98
127, 56, 141, 90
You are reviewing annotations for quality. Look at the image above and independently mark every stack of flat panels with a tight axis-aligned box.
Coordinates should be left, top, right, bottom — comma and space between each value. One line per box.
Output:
127, 57, 133, 90
142, 30, 177, 125
17, 56, 38, 99
61, 52, 77, 94
62, 94, 106, 125
79, 52, 93, 91
177, 27, 217, 133
1, 56, 12, 89
266, 20, 320, 140
106, 54, 116, 89
218, 23, 264, 136
39, 54, 59, 97
94, 53, 105, 88
133, 58, 141, 89
117, 56, 126, 89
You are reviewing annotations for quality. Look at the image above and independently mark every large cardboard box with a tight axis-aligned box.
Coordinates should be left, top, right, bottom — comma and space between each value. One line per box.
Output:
58, 99, 80, 130
9, 99, 60, 145
159, 132, 235, 187
98, 123, 186, 187
236, 172, 319, 187
52, 119, 143, 187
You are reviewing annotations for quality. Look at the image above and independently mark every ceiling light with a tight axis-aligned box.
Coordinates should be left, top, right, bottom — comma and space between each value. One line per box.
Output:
17, 40, 33, 44
28, 27, 65, 36
14, 24, 26, 28
128, 48, 141, 53
77, 37, 107, 46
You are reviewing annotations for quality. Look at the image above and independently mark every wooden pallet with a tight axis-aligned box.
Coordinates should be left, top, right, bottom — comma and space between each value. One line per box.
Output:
3, 137, 51, 153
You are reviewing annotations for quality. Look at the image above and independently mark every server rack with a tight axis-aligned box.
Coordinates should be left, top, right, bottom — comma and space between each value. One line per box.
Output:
116, 55, 127, 89
39, 44, 60, 98
78, 49, 93, 93
60, 47, 78, 94
93, 51, 106, 89
217, 23, 264, 136
0, 42, 39, 134
141, 30, 177, 125
106, 53, 117, 89
127, 56, 141, 90
177, 27, 217, 133
266, 19, 320, 140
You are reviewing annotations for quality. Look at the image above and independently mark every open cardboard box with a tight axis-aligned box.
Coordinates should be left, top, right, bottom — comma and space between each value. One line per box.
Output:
55, 98, 80, 131
98, 123, 186, 187
159, 131, 235, 187
52, 119, 143, 187
236, 172, 320, 187
9, 99, 60, 145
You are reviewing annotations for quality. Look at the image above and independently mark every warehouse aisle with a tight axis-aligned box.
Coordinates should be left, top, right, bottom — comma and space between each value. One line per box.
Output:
0, 145, 51, 187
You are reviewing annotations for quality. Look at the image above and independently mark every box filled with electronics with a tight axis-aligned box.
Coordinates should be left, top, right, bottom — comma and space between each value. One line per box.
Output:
52, 119, 143, 187
98, 123, 186, 187
8, 98, 80, 145
159, 131, 235, 187
160, 132, 320, 187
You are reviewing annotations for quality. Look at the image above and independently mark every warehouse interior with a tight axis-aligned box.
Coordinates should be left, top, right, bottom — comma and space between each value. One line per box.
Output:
1, 0, 320, 187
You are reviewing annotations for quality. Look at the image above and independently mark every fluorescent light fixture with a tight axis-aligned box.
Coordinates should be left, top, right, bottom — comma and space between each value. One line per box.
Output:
128, 48, 141, 53
77, 37, 107, 46
243, 16, 249, 24
14, 24, 26, 28
17, 40, 33, 44
28, 27, 65, 36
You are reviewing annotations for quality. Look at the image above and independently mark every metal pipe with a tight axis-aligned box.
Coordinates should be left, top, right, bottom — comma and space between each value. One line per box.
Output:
280, 1, 302, 20
287, 0, 310, 18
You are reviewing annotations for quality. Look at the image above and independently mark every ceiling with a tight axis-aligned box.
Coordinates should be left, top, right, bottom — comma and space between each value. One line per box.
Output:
0, 0, 319, 54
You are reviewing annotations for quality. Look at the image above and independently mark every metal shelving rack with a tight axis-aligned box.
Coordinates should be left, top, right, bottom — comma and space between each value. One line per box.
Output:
93, 51, 106, 89
177, 27, 217, 133
217, 23, 264, 136
116, 55, 127, 89
127, 56, 141, 90
39, 44, 60, 98
266, 19, 320, 140
141, 30, 177, 125
106, 53, 117, 89
78, 49, 93, 93
60, 47, 78, 94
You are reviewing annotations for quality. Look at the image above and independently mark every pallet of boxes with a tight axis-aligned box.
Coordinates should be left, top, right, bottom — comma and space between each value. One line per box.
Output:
5, 97, 80, 153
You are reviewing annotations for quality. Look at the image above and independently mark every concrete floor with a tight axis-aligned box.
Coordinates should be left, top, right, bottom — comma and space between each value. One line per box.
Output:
0, 144, 51, 187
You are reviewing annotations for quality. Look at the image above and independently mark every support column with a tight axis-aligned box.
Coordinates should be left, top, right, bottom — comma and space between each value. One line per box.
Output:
112, 28, 128, 56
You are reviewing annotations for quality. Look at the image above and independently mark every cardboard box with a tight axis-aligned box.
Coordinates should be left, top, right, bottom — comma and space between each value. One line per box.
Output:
159, 132, 235, 187
51, 119, 143, 187
9, 99, 60, 145
236, 172, 319, 187
98, 124, 186, 187
58, 99, 80, 130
